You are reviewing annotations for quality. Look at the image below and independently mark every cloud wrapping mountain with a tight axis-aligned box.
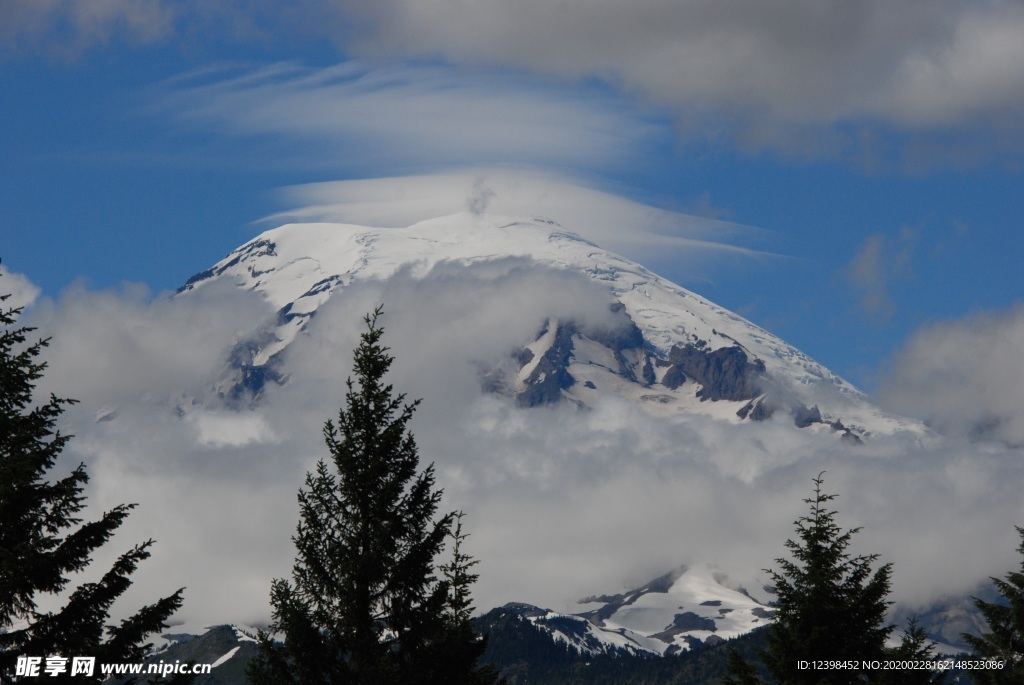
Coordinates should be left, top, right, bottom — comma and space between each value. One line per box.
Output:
12, 190, 1024, 634
879, 304, 1024, 447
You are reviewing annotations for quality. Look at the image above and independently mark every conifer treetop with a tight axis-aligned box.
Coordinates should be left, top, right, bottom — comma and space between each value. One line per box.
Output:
0, 279, 186, 683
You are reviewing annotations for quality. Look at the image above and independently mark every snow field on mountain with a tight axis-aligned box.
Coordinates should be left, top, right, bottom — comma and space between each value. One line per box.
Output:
189, 213, 919, 435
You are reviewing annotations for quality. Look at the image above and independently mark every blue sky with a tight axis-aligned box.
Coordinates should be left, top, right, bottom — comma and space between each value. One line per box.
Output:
2, 0, 1022, 392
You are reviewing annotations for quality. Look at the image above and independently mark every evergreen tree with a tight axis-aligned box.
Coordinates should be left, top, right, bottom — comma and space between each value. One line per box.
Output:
0, 284, 185, 683
962, 526, 1024, 684
878, 617, 945, 685
435, 511, 501, 685
248, 308, 498, 685
760, 473, 893, 684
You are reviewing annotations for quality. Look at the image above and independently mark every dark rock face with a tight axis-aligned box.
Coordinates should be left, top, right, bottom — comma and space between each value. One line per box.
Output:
509, 315, 773, 409
517, 321, 577, 408
737, 395, 865, 441
512, 347, 534, 367
585, 303, 646, 352
838, 425, 864, 444
665, 344, 766, 402
661, 364, 687, 390
737, 397, 775, 421
481, 303, 861, 441
793, 404, 823, 428
669, 612, 717, 632
514, 304, 653, 407
224, 335, 285, 405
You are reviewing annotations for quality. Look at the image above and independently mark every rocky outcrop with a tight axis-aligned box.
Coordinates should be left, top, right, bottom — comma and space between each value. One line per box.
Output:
663, 343, 766, 401
222, 336, 285, 405
508, 321, 770, 409
513, 305, 653, 407
516, 322, 577, 408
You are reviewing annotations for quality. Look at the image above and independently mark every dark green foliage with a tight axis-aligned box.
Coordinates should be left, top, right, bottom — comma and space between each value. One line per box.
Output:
435, 512, 502, 685
248, 308, 497, 685
963, 526, 1024, 684
722, 647, 765, 684
761, 473, 893, 685
0, 284, 186, 683
877, 617, 945, 685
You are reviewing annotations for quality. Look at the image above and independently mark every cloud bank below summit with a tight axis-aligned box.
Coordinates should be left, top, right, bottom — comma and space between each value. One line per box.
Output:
879, 304, 1024, 447
10, 233, 1024, 632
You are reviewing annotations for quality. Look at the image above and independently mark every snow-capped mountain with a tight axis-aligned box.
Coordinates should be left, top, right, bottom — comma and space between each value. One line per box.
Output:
488, 565, 775, 657
179, 212, 921, 439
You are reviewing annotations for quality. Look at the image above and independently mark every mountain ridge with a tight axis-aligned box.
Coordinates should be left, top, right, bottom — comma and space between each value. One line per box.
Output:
178, 212, 923, 439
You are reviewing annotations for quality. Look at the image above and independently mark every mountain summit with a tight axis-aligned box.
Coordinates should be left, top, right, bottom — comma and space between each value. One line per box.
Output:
179, 212, 919, 439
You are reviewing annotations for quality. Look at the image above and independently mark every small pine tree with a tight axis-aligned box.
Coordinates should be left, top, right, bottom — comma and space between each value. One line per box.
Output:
878, 616, 945, 685
248, 308, 498, 685
962, 526, 1024, 684
0, 282, 186, 683
761, 472, 893, 685
435, 512, 502, 685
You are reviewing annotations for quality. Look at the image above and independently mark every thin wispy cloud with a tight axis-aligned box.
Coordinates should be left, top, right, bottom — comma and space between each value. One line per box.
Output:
332, 0, 1024, 164
265, 171, 780, 275
846, 227, 918, 321
154, 62, 670, 175
11, 2, 1023, 166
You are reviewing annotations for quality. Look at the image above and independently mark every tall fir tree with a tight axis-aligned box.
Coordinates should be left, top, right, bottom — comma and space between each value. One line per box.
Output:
760, 473, 893, 685
962, 526, 1024, 684
248, 308, 498, 685
0, 283, 186, 683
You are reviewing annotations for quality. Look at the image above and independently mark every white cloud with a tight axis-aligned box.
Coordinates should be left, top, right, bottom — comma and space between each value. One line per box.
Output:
322, 0, 1024, 162
19, 261, 1024, 634
156, 62, 668, 175
846, 227, 918, 321
10, 2, 1024, 163
878, 304, 1024, 447
25, 278, 273, 407
0, 265, 41, 311
878, 6, 1024, 129
189, 410, 278, 448
267, 170, 778, 278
